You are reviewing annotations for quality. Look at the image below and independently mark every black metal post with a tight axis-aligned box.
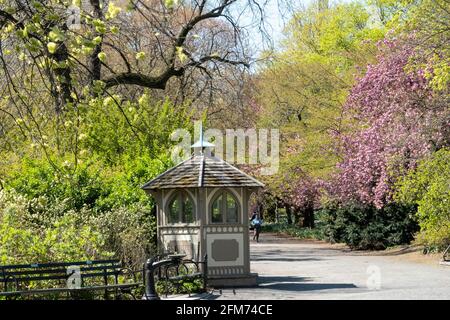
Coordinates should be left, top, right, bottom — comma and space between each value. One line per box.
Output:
142, 255, 185, 300
203, 254, 208, 292
143, 257, 159, 300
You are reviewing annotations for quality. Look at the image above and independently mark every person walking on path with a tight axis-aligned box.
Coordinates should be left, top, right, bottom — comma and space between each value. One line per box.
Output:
250, 213, 263, 242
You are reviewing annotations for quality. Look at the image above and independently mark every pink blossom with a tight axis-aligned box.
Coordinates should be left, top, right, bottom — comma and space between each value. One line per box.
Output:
327, 40, 449, 208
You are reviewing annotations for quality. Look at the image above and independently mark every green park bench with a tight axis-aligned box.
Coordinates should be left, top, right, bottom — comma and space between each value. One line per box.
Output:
0, 259, 140, 300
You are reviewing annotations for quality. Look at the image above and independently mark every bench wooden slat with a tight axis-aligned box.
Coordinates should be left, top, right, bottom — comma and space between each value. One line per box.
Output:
1, 271, 123, 283
2, 274, 68, 282
1, 265, 123, 277
0, 283, 140, 297
80, 271, 122, 279
0, 259, 120, 270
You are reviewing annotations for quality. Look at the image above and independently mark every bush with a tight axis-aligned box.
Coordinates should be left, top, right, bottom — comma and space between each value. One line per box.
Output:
0, 186, 157, 270
321, 202, 418, 250
7, 159, 106, 213
0, 190, 112, 265
156, 278, 204, 296
395, 148, 450, 250
87, 204, 156, 270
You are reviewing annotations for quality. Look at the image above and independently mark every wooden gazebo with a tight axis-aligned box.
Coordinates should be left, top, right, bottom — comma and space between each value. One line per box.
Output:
141, 128, 263, 286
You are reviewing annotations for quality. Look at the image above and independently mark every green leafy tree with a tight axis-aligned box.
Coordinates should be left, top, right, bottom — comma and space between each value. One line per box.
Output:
255, 1, 388, 222
392, 0, 450, 92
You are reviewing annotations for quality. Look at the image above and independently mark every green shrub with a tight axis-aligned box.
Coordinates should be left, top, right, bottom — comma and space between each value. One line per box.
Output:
87, 204, 156, 270
7, 159, 106, 212
0, 188, 157, 270
156, 278, 204, 296
395, 148, 450, 249
321, 202, 418, 250
0, 190, 112, 265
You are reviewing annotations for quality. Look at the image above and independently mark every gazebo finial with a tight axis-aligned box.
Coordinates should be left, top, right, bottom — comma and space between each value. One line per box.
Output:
191, 121, 214, 155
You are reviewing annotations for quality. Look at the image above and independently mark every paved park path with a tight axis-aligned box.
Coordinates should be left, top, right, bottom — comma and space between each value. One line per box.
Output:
214, 233, 450, 300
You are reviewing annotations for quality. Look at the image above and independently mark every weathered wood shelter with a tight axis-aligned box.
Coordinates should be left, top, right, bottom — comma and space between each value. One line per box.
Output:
141, 129, 263, 286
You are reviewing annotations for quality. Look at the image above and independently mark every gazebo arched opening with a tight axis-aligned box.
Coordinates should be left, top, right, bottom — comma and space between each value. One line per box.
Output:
210, 189, 240, 224
166, 190, 195, 224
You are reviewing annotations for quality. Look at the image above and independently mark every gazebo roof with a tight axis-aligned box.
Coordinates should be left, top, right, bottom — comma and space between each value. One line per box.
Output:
141, 154, 264, 190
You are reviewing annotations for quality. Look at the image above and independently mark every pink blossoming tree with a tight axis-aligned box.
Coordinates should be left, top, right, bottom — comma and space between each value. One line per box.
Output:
328, 40, 449, 208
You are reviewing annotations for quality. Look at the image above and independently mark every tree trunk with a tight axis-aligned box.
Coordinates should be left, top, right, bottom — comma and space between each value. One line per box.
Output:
51, 41, 73, 114
88, 0, 103, 82
258, 202, 264, 220
285, 204, 292, 225
275, 202, 279, 223
302, 206, 315, 228
293, 207, 302, 226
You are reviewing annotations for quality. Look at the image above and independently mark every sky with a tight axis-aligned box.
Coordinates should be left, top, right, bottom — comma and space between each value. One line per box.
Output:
243, 0, 356, 54
238, 0, 317, 54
